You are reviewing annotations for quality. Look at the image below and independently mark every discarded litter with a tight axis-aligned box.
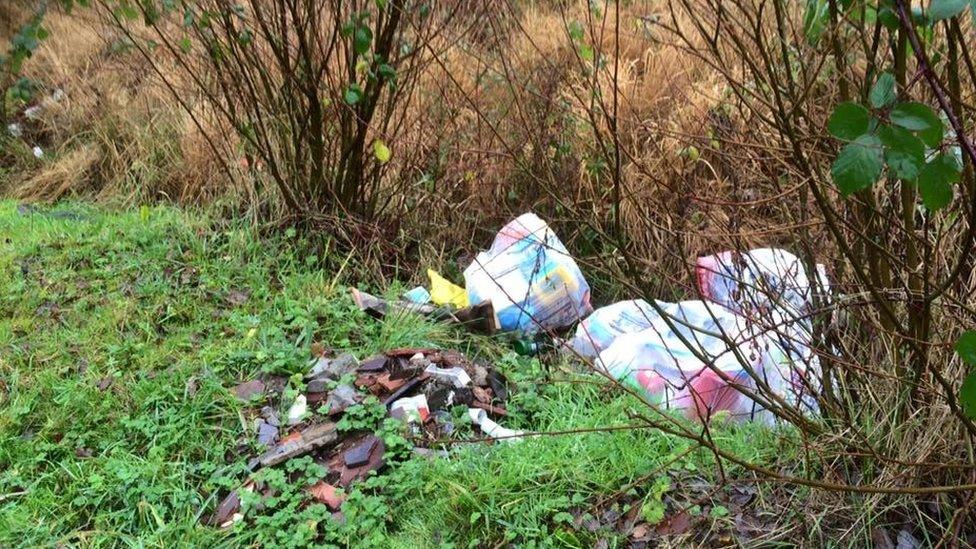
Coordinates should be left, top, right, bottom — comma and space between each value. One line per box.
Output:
256, 420, 279, 447
32, 146, 43, 159
428, 268, 469, 308
307, 352, 359, 381
424, 364, 472, 388
7, 123, 22, 138
569, 299, 677, 358
403, 286, 431, 304
390, 394, 431, 423
590, 248, 828, 423
350, 287, 498, 333
464, 213, 592, 333
468, 407, 523, 442
214, 345, 519, 528
286, 394, 308, 425
309, 481, 345, 511
323, 383, 361, 414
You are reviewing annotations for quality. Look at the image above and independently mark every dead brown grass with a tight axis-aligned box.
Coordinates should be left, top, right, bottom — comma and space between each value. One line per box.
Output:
1, 5, 234, 204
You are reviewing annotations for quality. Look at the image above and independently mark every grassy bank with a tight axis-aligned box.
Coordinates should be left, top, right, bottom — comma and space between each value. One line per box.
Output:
0, 200, 800, 546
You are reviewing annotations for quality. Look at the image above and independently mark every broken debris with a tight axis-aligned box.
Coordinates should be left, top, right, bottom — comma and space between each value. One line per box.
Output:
468, 407, 524, 442
212, 346, 520, 530
233, 379, 266, 401
308, 481, 345, 510
257, 422, 338, 468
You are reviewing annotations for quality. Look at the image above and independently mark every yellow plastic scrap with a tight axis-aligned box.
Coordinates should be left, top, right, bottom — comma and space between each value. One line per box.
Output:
427, 269, 469, 308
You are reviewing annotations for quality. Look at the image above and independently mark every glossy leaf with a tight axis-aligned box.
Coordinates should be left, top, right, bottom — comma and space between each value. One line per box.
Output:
890, 102, 944, 147
831, 134, 884, 195
869, 73, 896, 108
917, 153, 960, 210
828, 102, 870, 140
878, 124, 925, 180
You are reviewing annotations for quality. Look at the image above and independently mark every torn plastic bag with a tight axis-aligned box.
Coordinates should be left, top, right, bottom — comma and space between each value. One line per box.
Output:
596, 300, 821, 424
463, 213, 592, 333
696, 248, 829, 321
428, 269, 469, 308
695, 248, 829, 373
568, 299, 678, 359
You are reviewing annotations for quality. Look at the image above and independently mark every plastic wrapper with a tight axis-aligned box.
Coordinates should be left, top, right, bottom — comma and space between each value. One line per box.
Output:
428, 269, 469, 308
463, 213, 592, 333
568, 299, 677, 358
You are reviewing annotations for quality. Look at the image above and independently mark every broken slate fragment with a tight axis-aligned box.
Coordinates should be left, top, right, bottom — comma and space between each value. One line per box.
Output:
339, 437, 386, 487
343, 436, 379, 468
358, 355, 388, 372
306, 352, 360, 381
307, 378, 331, 394
257, 423, 338, 468
324, 384, 361, 414
212, 490, 241, 526
261, 406, 280, 427
257, 420, 279, 447
233, 379, 266, 401
487, 370, 509, 403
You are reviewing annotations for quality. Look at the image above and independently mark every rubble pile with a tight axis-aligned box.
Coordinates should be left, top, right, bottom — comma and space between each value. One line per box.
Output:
209, 347, 515, 527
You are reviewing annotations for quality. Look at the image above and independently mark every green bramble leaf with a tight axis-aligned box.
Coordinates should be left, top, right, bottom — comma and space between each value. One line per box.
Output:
890, 102, 944, 147
828, 102, 871, 140
917, 153, 960, 210
344, 84, 363, 105
831, 134, 884, 195
878, 124, 925, 181
869, 73, 896, 108
957, 331, 976, 366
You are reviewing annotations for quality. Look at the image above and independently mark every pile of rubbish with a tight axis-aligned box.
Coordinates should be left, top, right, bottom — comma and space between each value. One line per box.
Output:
353, 212, 830, 425
210, 347, 517, 527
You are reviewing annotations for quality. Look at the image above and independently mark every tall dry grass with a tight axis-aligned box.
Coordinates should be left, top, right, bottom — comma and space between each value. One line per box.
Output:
0, 6, 233, 204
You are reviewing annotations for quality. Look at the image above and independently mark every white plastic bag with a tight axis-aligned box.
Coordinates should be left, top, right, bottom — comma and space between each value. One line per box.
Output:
463, 213, 592, 333
696, 248, 829, 375
596, 301, 786, 422
568, 299, 677, 358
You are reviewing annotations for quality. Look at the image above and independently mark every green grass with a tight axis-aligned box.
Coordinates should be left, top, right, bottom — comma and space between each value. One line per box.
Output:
0, 200, 790, 547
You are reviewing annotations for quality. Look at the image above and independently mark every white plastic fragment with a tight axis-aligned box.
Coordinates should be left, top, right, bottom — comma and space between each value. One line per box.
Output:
468, 407, 523, 442
424, 364, 471, 388
7, 123, 22, 138
286, 394, 307, 425
32, 146, 43, 158
390, 394, 430, 423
